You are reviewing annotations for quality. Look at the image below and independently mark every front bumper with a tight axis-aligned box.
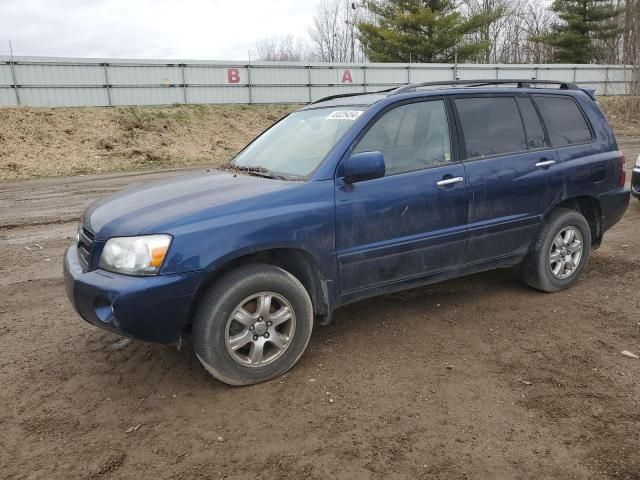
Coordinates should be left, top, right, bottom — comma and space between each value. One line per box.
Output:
632, 168, 640, 199
63, 246, 203, 344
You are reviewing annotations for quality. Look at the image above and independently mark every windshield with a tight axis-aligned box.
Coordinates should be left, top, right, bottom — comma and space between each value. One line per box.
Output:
232, 107, 366, 177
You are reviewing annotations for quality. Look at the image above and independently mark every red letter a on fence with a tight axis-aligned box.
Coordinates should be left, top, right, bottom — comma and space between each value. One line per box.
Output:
341, 69, 353, 83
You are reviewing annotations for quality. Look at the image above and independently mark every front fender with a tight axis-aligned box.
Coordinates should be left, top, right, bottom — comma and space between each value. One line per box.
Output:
159, 180, 337, 280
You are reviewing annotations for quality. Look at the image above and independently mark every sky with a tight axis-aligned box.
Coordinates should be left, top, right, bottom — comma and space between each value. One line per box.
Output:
0, 0, 318, 60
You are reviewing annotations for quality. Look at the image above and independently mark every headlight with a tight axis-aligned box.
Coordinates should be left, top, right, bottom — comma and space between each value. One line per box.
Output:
99, 234, 171, 275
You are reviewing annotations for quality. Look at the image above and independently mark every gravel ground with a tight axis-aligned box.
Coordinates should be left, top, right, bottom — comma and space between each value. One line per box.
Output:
0, 138, 639, 480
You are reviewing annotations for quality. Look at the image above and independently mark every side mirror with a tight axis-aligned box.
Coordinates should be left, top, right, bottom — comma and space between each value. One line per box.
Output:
343, 151, 385, 184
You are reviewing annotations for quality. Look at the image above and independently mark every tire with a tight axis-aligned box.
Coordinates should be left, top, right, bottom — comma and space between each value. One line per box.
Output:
522, 208, 592, 293
193, 264, 313, 386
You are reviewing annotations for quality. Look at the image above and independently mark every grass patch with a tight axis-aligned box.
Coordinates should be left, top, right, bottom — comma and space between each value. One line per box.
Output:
598, 96, 640, 135
115, 106, 191, 132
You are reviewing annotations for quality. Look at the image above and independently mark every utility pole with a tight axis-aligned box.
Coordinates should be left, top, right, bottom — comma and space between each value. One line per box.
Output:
8, 40, 21, 106
345, 1, 358, 63
350, 2, 356, 63
247, 50, 253, 104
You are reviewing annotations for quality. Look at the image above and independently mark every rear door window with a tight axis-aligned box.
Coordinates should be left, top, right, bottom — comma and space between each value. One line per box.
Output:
532, 95, 593, 147
517, 97, 547, 149
454, 96, 527, 159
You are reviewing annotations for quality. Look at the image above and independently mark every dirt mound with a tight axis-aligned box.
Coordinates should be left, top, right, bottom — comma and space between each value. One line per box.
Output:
1, 97, 637, 182
0, 104, 295, 181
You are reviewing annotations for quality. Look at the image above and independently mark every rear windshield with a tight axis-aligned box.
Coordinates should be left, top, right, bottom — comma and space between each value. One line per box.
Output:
233, 107, 365, 177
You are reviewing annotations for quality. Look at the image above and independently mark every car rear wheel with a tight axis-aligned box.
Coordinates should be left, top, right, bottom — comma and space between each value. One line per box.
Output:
522, 208, 591, 292
193, 264, 313, 386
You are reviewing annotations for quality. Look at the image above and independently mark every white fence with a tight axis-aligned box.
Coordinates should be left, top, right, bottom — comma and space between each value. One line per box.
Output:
0, 56, 636, 107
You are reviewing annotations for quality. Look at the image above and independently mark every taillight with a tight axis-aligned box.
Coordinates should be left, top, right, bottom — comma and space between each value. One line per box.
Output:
619, 154, 626, 187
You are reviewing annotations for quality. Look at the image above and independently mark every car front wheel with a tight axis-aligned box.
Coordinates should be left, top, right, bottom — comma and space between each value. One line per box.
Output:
522, 208, 592, 292
193, 264, 313, 386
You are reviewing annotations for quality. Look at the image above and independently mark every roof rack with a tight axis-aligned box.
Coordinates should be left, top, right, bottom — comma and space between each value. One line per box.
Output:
390, 79, 580, 95
310, 79, 582, 105
310, 87, 395, 105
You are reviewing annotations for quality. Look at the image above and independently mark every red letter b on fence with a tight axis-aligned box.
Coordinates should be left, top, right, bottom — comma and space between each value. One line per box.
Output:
227, 68, 241, 84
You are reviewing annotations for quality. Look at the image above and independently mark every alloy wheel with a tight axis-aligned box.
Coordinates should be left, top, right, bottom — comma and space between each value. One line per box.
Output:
549, 226, 583, 279
224, 292, 296, 367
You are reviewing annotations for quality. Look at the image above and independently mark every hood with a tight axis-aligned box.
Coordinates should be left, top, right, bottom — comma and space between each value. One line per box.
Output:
82, 170, 297, 239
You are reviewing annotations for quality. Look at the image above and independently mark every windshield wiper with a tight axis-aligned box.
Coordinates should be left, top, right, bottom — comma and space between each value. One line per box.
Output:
236, 166, 280, 179
218, 163, 281, 179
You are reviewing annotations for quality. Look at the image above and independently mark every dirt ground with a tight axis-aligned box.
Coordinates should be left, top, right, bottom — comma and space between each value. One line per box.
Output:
0, 138, 639, 480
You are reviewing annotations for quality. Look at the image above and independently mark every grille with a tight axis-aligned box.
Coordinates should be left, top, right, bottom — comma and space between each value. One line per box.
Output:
77, 226, 95, 271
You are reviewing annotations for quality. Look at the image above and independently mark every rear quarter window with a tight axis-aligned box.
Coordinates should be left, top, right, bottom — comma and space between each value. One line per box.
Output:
533, 95, 593, 147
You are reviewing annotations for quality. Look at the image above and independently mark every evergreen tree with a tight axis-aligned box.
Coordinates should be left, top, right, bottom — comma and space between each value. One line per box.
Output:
357, 0, 504, 63
533, 0, 623, 64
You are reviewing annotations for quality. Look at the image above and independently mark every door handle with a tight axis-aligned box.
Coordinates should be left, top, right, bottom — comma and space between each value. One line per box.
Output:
535, 159, 556, 168
436, 176, 464, 187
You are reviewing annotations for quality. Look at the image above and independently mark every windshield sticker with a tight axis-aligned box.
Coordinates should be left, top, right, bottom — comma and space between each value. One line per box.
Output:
326, 110, 363, 121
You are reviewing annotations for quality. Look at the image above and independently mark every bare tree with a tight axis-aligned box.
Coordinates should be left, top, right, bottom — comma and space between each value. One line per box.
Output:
461, 0, 554, 64
258, 0, 635, 68
621, 0, 639, 119
622, 0, 639, 66
254, 35, 310, 61
512, 0, 555, 63
506, 0, 634, 66
460, 0, 509, 63
309, 0, 366, 62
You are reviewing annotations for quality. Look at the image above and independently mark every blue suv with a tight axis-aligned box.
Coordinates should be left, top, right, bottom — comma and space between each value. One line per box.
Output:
64, 80, 630, 385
